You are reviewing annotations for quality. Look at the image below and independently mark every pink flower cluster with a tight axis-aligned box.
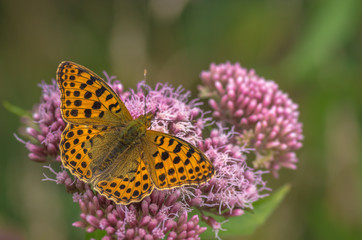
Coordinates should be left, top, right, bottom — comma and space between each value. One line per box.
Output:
44, 165, 205, 240
21, 80, 64, 162
199, 62, 303, 177
18, 62, 302, 239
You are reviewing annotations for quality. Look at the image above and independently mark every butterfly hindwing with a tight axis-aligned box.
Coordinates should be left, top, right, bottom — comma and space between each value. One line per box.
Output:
94, 148, 154, 205
60, 123, 124, 181
56, 61, 133, 126
60, 124, 100, 181
143, 130, 214, 189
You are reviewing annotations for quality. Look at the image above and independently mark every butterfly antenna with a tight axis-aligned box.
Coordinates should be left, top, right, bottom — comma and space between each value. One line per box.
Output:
143, 69, 148, 115
153, 118, 197, 124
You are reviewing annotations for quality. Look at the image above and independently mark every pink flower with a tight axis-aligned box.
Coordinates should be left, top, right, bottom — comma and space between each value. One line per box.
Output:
20, 80, 65, 162
16, 62, 300, 238
200, 62, 303, 177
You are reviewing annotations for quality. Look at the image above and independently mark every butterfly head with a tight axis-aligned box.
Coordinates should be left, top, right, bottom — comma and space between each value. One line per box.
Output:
137, 113, 154, 129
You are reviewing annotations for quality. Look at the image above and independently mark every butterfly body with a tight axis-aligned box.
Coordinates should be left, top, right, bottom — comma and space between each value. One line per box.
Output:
56, 61, 214, 204
89, 114, 153, 181
118, 114, 152, 143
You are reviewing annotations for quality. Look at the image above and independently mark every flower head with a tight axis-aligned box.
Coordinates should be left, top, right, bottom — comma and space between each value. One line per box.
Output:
199, 62, 303, 177
21, 80, 65, 162
16, 62, 299, 238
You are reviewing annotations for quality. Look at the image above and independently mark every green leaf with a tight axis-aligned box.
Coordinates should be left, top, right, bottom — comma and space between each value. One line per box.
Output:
85, 230, 107, 240
3, 101, 31, 117
200, 184, 290, 239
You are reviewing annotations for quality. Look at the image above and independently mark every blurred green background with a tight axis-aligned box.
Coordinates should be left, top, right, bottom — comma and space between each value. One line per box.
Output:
1, 0, 361, 239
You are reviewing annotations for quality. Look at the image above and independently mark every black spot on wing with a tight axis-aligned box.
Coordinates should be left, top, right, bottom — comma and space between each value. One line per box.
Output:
96, 86, 106, 97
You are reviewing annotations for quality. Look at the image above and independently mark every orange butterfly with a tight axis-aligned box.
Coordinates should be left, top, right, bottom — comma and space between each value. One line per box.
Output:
56, 61, 214, 204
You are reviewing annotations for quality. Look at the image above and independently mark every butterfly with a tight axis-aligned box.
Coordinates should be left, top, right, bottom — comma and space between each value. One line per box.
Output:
56, 61, 214, 205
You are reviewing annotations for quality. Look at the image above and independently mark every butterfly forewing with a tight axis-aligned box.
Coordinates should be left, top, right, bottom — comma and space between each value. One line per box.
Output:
56, 61, 133, 126
143, 130, 214, 189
